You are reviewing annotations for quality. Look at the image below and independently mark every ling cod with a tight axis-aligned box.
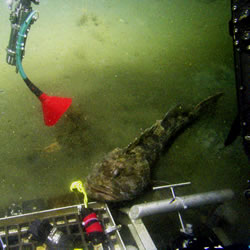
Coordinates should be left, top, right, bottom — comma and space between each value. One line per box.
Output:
85, 93, 223, 202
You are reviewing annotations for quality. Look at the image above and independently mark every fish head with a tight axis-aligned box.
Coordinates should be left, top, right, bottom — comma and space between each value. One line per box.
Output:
85, 147, 150, 202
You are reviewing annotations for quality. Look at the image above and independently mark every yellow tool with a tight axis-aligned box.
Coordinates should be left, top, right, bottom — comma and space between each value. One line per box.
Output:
70, 180, 88, 208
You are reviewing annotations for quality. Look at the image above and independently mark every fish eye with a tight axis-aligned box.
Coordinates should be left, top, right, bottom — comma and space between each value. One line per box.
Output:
112, 169, 120, 177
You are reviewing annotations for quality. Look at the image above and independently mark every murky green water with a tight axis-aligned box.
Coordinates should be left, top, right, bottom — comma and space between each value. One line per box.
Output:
0, 0, 249, 245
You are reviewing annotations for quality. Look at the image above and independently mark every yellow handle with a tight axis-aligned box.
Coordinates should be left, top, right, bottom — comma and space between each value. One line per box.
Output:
70, 180, 88, 208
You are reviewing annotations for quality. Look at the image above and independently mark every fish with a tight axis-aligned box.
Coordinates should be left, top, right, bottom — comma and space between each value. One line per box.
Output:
85, 93, 223, 202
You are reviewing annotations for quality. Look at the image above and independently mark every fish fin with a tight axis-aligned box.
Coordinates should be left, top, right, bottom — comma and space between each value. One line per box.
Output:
125, 124, 158, 152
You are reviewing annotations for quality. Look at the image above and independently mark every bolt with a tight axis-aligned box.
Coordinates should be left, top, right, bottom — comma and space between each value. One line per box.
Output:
234, 40, 239, 45
232, 5, 237, 11
244, 135, 250, 141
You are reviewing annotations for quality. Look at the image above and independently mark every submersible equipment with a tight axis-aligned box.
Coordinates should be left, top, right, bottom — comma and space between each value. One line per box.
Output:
226, 0, 250, 160
6, 0, 72, 126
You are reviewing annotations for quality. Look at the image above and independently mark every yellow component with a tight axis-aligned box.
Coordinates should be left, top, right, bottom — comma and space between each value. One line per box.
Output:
93, 243, 104, 250
70, 180, 88, 208
36, 245, 46, 250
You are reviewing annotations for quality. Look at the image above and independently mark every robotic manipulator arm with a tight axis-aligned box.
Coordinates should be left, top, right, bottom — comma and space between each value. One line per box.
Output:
6, 0, 40, 67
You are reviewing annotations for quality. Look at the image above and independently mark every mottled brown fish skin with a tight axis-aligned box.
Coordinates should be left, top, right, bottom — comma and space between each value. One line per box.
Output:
85, 93, 223, 202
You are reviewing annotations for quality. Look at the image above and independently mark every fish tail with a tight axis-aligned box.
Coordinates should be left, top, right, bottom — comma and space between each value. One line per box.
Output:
161, 92, 223, 127
127, 92, 223, 162
193, 92, 224, 117
159, 92, 224, 147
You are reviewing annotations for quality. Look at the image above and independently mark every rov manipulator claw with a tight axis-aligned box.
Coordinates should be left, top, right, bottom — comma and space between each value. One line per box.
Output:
6, 0, 40, 67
